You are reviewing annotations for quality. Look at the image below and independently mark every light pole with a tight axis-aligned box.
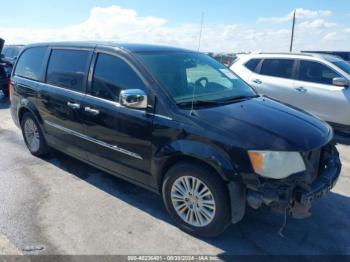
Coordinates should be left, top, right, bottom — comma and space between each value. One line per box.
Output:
289, 10, 296, 52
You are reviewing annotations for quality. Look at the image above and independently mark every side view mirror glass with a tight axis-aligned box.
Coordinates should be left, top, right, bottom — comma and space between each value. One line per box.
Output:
119, 89, 148, 109
333, 77, 350, 88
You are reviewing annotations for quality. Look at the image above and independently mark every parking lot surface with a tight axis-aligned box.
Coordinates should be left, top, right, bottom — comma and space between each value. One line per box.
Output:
0, 93, 349, 256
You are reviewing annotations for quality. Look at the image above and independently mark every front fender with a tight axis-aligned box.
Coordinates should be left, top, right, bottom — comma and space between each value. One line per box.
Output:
152, 139, 238, 188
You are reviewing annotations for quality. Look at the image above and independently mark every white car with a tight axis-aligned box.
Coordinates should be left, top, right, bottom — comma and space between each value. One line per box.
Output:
231, 53, 350, 135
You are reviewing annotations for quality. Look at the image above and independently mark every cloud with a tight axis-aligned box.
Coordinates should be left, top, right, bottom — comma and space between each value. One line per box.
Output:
322, 32, 337, 41
299, 19, 336, 29
0, 6, 349, 52
258, 8, 332, 24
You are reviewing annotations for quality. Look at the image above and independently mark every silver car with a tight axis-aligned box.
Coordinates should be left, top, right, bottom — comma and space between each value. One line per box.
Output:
231, 53, 350, 135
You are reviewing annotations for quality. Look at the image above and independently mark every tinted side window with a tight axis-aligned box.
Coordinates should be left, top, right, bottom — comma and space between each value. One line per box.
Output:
14, 47, 47, 81
47, 49, 90, 92
91, 53, 146, 101
298, 60, 341, 85
245, 59, 261, 72
260, 59, 294, 79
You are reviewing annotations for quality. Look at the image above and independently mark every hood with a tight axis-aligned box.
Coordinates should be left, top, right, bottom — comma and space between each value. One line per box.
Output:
192, 97, 332, 151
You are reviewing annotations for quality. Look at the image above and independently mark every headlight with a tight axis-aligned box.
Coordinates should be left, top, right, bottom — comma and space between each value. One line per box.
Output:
248, 150, 306, 179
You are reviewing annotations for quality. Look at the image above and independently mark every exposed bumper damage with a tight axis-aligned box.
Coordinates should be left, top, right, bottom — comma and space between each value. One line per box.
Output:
243, 143, 341, 219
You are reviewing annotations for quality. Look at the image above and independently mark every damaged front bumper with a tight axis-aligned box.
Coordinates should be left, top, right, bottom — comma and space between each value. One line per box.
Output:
244, 144, 341, 218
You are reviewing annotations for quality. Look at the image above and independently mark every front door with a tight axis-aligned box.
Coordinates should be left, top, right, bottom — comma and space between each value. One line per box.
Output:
81, 52, 154, 185
292, 60, 350, 126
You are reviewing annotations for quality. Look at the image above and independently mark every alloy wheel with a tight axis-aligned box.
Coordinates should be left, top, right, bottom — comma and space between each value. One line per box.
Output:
24, 118, 40, 152
171, 176, 216, 227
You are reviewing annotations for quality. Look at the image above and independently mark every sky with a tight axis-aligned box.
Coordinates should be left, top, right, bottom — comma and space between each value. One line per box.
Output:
0, 0, 349, 52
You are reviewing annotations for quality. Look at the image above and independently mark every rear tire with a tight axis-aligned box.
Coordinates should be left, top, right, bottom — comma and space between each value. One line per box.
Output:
21, 112, 49, 156
162, 162, 231, 237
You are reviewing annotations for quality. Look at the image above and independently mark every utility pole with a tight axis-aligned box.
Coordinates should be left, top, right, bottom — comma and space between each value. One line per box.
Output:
289, 10, 296, 52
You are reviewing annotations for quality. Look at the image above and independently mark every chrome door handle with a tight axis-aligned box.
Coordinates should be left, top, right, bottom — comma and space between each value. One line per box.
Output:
295, 87, 307, 93
85, 107, 100, 115
252, 79, 262, 84
67, 102, 81, 109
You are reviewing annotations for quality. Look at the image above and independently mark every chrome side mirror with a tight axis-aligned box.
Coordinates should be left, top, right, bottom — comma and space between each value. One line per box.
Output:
333, 77, 350, 88
119, 89, 148, 109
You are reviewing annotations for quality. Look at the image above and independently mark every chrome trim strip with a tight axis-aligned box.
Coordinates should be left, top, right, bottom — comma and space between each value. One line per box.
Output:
43, 82, 87, 97
84, 94, 173, 120
15, 76, 173, 121
45, 120, 143, 160
148, 113, 173, 121
85, 93, 123, 108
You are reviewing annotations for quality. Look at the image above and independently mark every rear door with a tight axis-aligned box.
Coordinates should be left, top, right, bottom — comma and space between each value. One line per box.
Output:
248, 58, 297, 105
293, 59, 350, 126
37, 48, 93, 159
80, 51, 154, 185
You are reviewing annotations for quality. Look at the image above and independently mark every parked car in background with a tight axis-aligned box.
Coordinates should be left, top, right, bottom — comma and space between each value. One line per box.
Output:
231, 52, 350, 135
302, 51, 350, 63
207, 52, 237, 67
10, 42, 341, 237
1, 44, 24, 66
0, 62, 10, 97
0, 38, 11, 97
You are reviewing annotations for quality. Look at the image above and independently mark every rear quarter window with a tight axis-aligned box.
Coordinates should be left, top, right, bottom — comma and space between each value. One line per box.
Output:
244, 59, 261, 72
14, 47, 47, 81
46, 49, 90, 92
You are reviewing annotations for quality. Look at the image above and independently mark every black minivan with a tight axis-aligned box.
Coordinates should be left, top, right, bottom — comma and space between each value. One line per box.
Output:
10, 42, 341, 237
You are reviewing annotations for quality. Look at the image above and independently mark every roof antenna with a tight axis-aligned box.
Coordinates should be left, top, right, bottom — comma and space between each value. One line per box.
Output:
190, 12, 204, 116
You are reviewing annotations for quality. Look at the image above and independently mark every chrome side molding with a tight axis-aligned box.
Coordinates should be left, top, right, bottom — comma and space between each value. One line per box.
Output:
45, 120, 143, 160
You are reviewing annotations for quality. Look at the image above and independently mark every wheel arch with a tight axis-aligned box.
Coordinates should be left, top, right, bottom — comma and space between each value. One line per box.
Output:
18, 99, 44, 127
153, 139, 239, 191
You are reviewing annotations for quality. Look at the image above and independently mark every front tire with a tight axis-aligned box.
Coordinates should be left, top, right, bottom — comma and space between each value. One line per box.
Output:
162, 162, 231, 237
21, 112, 49, 156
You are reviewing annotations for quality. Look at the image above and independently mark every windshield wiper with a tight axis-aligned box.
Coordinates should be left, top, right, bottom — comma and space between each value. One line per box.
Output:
219, 95, 259, 103
177, 95, 259, 107
177, 100, 224, 107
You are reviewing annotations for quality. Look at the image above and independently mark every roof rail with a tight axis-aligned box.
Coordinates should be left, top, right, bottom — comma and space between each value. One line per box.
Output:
256, 52, 314, 57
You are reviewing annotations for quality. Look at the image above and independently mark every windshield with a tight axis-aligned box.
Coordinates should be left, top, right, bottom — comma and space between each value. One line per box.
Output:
333, 61, 350, 75
136, 52, 256, 104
